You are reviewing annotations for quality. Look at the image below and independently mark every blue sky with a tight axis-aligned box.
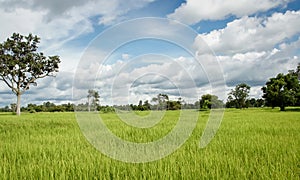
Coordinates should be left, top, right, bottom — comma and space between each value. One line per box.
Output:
0, 0, 300, 106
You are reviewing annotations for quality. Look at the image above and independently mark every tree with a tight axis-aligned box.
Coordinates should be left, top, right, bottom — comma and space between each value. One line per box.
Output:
0, 33, 60, 115
151, 97, 158, 110
166, 100, 181, 110
93, 91, 100, 109
87, 89, 100, 111
160, 94, 169, 110
288, 63, 300, 106
226, 95, 236, 108
151, 94, 169, 110
228, 83, 251, 109
10, 103, 16, 113
262, 73, 300, 111
143, 100, 151, 110
255, 98, 265, 107
200, 94, 224, 109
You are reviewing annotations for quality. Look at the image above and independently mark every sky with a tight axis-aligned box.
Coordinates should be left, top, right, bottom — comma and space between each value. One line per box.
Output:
0, 0, 300, 107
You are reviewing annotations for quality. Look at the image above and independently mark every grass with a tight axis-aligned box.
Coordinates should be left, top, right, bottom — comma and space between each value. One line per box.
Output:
0, 109, 299, 179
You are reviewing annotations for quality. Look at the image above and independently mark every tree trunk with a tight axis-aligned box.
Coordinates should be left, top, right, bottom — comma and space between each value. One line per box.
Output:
280, 105, 285, 111
16, 93, 21, 116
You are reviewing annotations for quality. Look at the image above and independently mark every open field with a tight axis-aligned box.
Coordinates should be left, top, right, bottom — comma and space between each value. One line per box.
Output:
0, 108, 299, 179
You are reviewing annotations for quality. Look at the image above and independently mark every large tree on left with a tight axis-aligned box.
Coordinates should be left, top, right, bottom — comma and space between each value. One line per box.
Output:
0, 33, 60, 115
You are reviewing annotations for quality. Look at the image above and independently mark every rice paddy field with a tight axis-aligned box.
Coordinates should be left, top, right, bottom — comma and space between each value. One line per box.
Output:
0, 108, 299, 179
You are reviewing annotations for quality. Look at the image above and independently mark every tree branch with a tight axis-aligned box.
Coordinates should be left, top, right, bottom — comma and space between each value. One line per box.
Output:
22, 77, 37, 93
0, 76, 18, 94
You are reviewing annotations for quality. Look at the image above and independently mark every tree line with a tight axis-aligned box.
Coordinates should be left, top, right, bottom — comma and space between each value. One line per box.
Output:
0, 33, 299, 115
1, 64, 299, 113
226, 64, 300, 111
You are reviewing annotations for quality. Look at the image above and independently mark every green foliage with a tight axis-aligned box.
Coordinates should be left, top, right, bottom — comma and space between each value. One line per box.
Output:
200, 94, 224, 109
151, 94, 169, 110
262, 73, 300, 111
98, 106, 115, 113
143, 100, 151, 110
0, 33, 60, 115
0, 109, 299, 179
23, 102, 74, 112
245, 98, 265, 107
166, 100, 181, 110
0, 106, 10, 112
227, 83, 251, 109
87, 89, 100, 112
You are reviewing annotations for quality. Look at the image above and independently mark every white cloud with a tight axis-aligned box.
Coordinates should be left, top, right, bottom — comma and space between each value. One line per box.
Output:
2, 44, 298, 107
0, 71, 74, 106
0, 8, 45, 42
168, 0, 290, 24
1, 1, 299, 107
194, 10, 300, 55
0, 0, 156, 50
218, 41, 300, 87
71, 54, 227, 105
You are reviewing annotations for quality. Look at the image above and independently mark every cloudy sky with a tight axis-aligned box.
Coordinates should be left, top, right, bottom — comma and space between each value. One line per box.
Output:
0, 0, 299, 107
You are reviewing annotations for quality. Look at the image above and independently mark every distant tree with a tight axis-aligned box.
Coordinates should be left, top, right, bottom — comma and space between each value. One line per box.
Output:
93, 91, 100, 108
200, 94, 211, 109
167, 100, 181, 110
138, 100, 143, 107
200, 94, 224, 109
87, 90, 93, 112
255, 98, 265, 107
246, 98, 256, 107
62, 103, 74, 112
151, 94, 169, 110
226, 95, 236, 108
288, 63, 300, 80
151, 97, 158, 110
245, 98, 265, 108
262, 73, 300, 111
0, 33, 60, 115
10, 103, 16, 113
159, 94, 169, 110
0, 106, 10, 112
87, 89, 100, 112
288, 63, 300, 106
137, 100, 145, 111
99, 105, 115, 113
228, 83, 251, 109
177, 97, 184, 105
143, 100, 151, 110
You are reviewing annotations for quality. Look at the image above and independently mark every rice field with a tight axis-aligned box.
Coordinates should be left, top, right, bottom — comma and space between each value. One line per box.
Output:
0, 108, 299, 179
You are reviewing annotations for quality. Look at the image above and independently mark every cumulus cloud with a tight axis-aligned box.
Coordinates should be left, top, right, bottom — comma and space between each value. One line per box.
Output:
0, 71, 74, 106
167, 0, 290, 24
218, 39, 300, 87
0, 0, 156, 50
191, 10, 300, 90
1, 1, 298, 107
194, 10, 300, 55
72, 54, 226, 105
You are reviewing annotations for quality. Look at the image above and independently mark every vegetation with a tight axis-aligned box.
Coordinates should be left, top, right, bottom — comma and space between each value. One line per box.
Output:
227, 83, 251, 109
0, 33, 60, 115
199, 94, 224, 109
151, 93, 170, 110
262, 66, 300, 111
87, 89, 100, 112
0, 109, 299, 179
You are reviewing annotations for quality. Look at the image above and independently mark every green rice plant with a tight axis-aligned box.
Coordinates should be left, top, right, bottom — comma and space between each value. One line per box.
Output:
0, 109, 299, 179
